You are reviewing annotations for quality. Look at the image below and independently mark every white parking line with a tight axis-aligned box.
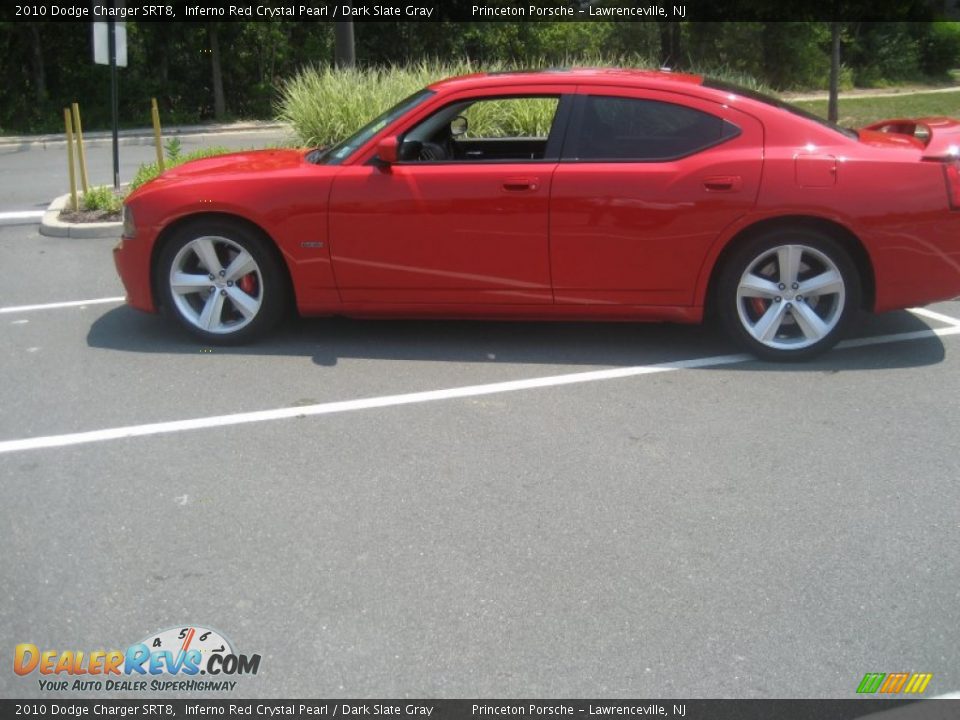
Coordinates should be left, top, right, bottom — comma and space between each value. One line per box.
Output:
910, 306, 960, 327
1, 321, 959, 456
0, 296, 125, 314
858, 691, 960, 718
0, 210, 46, 221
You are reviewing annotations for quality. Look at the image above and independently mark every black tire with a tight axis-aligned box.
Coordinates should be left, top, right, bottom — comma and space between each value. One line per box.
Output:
716, 229, 861, 361
156, 219, 287, 345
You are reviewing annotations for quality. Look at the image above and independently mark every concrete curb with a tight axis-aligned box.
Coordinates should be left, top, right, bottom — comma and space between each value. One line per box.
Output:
0, 121, 293, 154
40, 193, 122, 239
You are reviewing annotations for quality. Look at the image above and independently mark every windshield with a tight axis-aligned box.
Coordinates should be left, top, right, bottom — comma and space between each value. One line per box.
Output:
703, 79, 858, 140
310, 89, 435, 165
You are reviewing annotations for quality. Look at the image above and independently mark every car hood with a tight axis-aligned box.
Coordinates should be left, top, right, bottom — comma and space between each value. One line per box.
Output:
161, 148, 307, 179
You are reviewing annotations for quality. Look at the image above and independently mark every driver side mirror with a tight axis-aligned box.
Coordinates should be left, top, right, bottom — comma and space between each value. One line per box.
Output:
376, 136, 399, 167
450, 116, 468, 137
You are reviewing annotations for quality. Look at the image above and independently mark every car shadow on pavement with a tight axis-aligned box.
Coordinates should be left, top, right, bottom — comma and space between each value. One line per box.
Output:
86, 305, 948, 372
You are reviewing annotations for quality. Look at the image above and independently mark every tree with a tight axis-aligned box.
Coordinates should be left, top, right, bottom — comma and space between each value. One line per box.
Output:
208, 22, 225, 120
334, 2, 355, 69
657, 21, 682, 68
27, 23, 46, 104
828, 22, 840, 123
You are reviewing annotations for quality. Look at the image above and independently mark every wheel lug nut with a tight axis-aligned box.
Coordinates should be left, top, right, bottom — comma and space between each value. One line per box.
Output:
775, 296, 782, 302
227, 280, 233, 287
219, 270, 226, 277
786, 302, 792, 308
220, 289, 227, 297
778, 283, 786, 290
208, 274, 215, 280
791, 282, 799, 290
208, 286, 215, 293
796, 295, 803, 301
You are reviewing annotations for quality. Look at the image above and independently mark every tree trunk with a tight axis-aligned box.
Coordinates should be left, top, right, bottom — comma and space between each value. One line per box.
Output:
28, 23, 47, 103
828, 22, 841, 124
334, 18, 355, 69
208, 22, 226, 120
657, 22, 683, 69
158, 33, 169, 84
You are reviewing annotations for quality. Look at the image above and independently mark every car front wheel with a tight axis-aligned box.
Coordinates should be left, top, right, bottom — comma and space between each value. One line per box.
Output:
717, 231, 861, 361
157, 221, 286, 344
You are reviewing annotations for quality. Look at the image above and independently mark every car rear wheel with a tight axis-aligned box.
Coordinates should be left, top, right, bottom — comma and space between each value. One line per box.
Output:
717, 230, 861, 361
157, 221, 286, 344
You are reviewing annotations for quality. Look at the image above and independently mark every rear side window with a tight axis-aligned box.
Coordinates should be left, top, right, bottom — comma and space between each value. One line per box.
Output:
565, 96, 740, 162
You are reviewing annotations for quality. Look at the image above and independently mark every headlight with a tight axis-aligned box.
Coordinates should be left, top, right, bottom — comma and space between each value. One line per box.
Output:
122, 204, 136, 238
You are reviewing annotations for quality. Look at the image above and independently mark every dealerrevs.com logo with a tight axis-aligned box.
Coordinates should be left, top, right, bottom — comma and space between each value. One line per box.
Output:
13, 625, 261, 692
856, 672, 933, 694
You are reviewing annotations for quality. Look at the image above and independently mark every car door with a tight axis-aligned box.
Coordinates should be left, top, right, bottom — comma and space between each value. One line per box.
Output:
327, 91, 572, 306
550, 88, 763, 306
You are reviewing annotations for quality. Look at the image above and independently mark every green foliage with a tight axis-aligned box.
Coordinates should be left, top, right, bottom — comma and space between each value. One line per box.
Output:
81, 185, 122, 213
462, 98, 558, 138
163, 136, 183, 162
129, 145, 234, 191
3, 21, 958, 135
850, 24, 923, 87
921, 22, 960, 77
128, 161, 163, 192
837, 64, 856, 92
767, 23, 832, 90
276, 62, 442, 148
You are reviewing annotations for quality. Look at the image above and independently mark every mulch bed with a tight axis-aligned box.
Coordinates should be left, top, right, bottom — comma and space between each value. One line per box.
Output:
58, 208, 121, 223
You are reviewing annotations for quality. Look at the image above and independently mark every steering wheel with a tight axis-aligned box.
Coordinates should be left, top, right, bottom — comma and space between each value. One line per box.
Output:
417, 141, 450, 161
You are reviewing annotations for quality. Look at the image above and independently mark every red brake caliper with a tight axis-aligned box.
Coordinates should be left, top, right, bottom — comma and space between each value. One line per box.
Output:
750, 298, 767, 316
239, 274, 257, 295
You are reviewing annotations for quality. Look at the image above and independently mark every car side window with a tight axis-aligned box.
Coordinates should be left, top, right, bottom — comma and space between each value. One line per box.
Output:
399, 96, 561, 163
565, 95, 740, 162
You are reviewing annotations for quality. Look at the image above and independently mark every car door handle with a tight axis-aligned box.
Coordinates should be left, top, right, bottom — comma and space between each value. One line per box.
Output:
703, 175, 743, 192
502, 177, 540, 192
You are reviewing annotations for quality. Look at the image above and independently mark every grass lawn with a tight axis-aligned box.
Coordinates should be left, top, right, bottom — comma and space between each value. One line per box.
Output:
792, 91, 960, 127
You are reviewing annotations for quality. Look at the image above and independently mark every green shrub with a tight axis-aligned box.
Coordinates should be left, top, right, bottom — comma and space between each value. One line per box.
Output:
469, 97, 556, 138
82, 185, 122, 213
276, 61, 459, 148
163, 136, 183, 162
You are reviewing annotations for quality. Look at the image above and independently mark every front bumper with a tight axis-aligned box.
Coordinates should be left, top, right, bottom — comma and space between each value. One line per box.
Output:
112, 236, 157, 313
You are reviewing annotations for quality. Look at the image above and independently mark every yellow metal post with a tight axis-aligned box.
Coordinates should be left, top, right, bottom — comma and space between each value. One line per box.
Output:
64, 108, 78, 212
151, 98, 165, 171
71, 102, 89, 193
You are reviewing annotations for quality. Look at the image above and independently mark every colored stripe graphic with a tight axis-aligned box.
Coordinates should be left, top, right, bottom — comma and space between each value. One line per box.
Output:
858, 673, 886, 694
857, 672, 933, 694
880, 673, 909, 693
904, 674, 933, 694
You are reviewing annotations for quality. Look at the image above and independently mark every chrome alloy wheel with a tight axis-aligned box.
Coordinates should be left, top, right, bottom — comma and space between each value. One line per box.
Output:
168, 235, 264, 335
735, 244, 846, 351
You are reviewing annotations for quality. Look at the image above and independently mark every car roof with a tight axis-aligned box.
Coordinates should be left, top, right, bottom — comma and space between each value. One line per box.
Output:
427, 68, 705, 93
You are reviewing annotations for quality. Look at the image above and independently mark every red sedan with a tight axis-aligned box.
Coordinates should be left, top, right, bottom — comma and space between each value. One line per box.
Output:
115, 69, 960, 360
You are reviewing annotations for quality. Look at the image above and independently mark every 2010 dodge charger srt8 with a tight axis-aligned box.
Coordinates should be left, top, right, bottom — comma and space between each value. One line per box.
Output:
114, 69, 960, 360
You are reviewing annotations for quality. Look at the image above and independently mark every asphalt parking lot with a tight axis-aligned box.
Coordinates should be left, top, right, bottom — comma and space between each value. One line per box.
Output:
2, 210, 959, 698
